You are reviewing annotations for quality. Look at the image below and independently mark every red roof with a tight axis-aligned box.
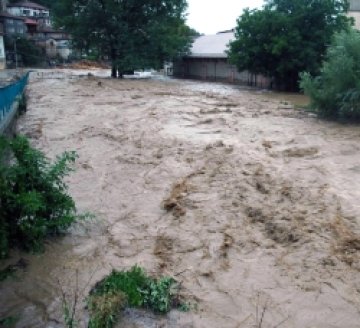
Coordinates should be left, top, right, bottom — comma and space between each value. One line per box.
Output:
24, 18, 37, 25
7, 1, 48, 11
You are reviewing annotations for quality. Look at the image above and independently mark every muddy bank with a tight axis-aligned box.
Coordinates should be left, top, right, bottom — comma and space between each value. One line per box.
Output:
1, 71, 360, 327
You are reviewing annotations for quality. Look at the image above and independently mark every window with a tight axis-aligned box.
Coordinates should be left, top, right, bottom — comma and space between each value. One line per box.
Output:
22, 9, 30, 15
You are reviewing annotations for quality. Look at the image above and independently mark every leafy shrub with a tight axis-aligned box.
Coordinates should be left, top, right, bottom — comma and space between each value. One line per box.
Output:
88, 266, 185, 328
300, 29, 360, 119
142, 276, 177, 313
0, 135, 79, 257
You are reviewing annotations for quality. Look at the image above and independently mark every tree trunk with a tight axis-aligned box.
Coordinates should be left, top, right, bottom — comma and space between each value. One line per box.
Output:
111, 48, 117, 78
111, 65, 117, 78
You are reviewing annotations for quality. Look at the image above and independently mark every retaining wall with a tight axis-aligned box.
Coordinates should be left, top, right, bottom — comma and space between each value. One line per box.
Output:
0, 72, 29, 136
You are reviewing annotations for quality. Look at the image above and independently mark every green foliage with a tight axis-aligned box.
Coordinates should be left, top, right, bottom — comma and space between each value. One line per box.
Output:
0, 316, 19, 328
142, 276, 177, 313
300, 29, 360, 119
228, 0, 352, 90
88, 266, 185, 328
54, 0, 193, 77
91, 266, 149, 308
0, 136, 79, 257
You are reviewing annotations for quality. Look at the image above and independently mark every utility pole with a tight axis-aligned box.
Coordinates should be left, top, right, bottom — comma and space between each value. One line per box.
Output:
14, 38, 18, 69
14, 37, 20, 70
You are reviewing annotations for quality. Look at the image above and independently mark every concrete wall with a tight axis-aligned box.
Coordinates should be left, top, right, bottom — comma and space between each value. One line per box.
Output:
348, 11, 360, 29
174, 57, 270, 88
0, 35, 5, 69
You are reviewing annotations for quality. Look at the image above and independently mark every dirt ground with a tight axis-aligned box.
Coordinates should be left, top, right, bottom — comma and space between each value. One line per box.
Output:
1, 70, 360, 328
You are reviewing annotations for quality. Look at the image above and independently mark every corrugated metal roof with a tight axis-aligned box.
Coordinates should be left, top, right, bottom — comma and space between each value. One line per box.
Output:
186, 32, 234, 59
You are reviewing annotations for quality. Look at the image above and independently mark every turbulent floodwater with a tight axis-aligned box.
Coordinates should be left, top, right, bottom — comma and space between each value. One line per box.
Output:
1, 70, 360, 328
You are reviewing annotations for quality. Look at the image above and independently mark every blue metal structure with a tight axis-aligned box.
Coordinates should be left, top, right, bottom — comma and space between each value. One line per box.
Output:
0, 72, 30, 134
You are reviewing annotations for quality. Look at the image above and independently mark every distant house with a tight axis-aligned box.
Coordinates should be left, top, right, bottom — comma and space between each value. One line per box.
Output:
348, 0, 360, 29
173, 31, 270, 87
1, 1, 72, 61
0, 21, 5, 69
7, 1, 50, 27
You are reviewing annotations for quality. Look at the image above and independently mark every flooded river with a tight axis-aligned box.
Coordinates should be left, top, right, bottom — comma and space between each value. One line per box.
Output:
1, 71, 360, 328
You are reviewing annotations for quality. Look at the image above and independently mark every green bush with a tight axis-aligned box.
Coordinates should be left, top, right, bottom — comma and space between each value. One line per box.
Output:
88, 266, 184, 328
0, 136, 79, 257
300, 29, 360, 119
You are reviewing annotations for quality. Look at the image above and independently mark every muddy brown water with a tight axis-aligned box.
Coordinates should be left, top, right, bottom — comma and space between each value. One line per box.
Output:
1, 70, 360, 328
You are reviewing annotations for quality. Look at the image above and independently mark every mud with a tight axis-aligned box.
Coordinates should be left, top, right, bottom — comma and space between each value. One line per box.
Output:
1, 70, 360, 328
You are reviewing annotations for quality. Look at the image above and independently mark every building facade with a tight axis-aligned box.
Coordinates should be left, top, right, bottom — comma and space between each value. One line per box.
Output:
0, 12, 26, 35
174, 32, 270, 88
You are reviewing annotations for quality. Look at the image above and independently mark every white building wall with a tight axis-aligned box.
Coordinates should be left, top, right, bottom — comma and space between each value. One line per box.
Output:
0, 35, 5, 69
57, 47, 70, 60
7, 6, 50, 17
348, 11, 360, 29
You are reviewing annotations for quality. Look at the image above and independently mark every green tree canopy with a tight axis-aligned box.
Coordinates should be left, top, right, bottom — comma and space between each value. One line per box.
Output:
228, 0, 352, 90
54, 0, 194, 77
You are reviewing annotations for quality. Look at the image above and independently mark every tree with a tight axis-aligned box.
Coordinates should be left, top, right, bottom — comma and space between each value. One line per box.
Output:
4, 36, 42, 66
54, 0, 193, 77
300, 29, 360, 119
228, 0, 352, 90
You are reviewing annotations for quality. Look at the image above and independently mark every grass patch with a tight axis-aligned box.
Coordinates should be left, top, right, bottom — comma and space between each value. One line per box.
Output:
87, 266, 187, 328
